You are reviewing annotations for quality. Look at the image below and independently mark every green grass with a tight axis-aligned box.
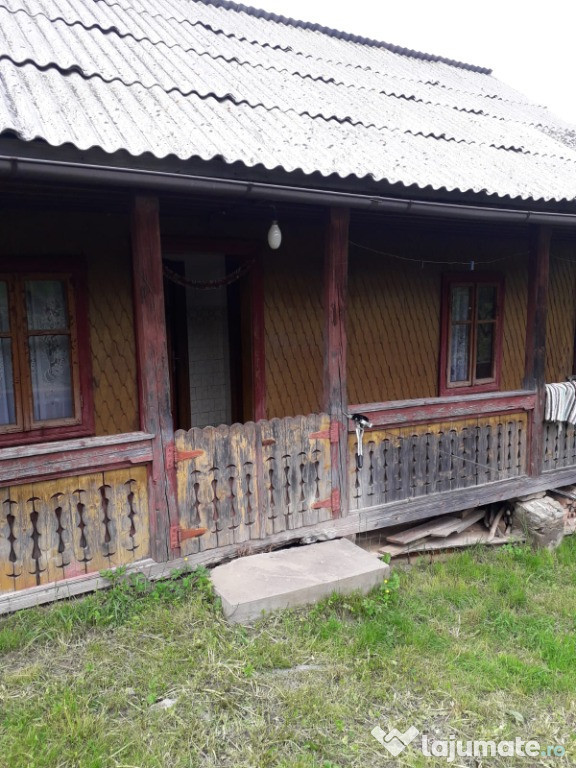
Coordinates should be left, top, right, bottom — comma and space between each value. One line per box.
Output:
1, 542, 576, 767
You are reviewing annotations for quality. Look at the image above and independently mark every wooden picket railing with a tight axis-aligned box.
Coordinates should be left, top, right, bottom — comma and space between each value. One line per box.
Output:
174, 414, 334, 556
543, 422, 576, 471
348, 391, 536, 510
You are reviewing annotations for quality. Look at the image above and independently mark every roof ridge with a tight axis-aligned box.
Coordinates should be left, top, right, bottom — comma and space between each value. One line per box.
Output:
192, 0, 493, 74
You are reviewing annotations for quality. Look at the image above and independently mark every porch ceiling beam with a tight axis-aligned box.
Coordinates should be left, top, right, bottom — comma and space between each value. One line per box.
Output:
131, 195, 179, 561
3, 155, 576, 227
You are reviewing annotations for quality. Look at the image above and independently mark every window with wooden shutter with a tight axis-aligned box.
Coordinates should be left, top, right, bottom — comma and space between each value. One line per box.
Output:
0, 259, 93, 446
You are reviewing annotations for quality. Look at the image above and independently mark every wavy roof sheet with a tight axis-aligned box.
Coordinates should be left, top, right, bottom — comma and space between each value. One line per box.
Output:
1, 0, 575, 202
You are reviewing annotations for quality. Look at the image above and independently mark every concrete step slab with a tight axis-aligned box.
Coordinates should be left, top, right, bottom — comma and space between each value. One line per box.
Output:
211, 538, 390, 623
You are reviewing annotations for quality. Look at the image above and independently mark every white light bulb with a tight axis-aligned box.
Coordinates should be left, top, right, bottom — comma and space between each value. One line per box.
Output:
267, 220, 282, 249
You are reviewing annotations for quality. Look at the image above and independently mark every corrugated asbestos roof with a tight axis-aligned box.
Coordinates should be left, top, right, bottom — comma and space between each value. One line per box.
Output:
1, 0, 576, 202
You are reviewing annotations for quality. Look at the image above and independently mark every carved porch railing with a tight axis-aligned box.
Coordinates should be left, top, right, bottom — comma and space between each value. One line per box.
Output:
174, 414, 334, 556
543, 422, 576, 471
0, 465, 150, 593
348, 391, 536, 510
0, 433, 154, 594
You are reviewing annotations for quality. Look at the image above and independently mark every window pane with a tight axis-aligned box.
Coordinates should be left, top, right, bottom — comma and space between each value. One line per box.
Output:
0, 282, 9, 332
476, 322, 495, 380
0, 338, 16, 425
451, 286, 471, 322
29, 335, 74, 421
450, 324, 470, 382
477, 284, 497, 321
26, 280, 69, 331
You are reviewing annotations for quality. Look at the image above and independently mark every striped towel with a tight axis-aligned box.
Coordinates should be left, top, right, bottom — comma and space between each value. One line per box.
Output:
545, 381, 576, 424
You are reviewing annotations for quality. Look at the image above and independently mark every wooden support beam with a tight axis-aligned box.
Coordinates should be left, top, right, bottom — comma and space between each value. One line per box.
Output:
131, 196, 178, 562
523, 225, 551, 477
323, 207, 350, 517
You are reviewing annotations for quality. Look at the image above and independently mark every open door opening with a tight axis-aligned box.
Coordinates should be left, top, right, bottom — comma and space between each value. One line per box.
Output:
164, 246, 261, 431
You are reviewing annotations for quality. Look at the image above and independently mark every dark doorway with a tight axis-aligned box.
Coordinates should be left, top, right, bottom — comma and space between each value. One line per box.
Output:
163, 244, 262, 430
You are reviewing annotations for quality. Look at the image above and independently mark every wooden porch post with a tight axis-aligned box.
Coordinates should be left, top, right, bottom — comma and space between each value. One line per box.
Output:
323, 207, 350, 517
523, 225, 551, 477
131, 195, 178, 561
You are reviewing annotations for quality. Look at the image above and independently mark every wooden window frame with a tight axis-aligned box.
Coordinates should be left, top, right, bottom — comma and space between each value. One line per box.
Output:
0, 257, 94, 447
439, 272, 505, 397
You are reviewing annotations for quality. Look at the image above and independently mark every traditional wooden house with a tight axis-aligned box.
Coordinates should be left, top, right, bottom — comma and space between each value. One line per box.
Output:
1, 0, 576, 610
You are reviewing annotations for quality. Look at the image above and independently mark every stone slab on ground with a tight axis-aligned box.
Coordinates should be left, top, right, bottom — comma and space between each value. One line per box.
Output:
211, 538, 390, 623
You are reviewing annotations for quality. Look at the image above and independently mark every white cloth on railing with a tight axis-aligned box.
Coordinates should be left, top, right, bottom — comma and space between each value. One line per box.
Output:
545, 381, 576, 424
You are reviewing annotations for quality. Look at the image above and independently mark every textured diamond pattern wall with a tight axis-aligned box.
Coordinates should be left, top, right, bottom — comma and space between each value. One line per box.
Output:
89, 248, 139, 435
264, 232, 324, 419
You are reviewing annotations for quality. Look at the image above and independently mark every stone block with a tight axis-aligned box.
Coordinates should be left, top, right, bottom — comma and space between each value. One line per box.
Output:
211, 538, 390, 623
513, 496, 565, 549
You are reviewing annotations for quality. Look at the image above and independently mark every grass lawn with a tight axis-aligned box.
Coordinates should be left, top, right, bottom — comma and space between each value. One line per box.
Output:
1, 539, 576, 767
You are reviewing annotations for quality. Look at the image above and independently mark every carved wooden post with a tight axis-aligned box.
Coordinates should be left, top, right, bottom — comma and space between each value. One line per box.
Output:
523, 225, 551, 477
323, 207, 350, 517
131, 196, 178, 561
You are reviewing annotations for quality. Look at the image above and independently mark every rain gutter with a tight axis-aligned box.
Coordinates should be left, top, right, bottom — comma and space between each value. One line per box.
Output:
1, 154, 576, 226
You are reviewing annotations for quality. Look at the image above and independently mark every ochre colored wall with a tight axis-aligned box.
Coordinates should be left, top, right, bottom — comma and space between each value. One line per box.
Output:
347, 220, 533, 404
546, 240, 576, 383
264, 224, 324, 418
88, 244, 139, 435
0, 210, 139, 435
347, 252, 441, 404
260, 217, 576, 418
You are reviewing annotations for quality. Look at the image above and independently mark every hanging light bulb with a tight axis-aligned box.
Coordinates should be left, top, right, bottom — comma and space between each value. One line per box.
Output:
267, 220, 282, 250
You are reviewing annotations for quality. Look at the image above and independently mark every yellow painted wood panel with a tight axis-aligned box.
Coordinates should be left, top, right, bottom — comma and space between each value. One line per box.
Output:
0, 466, 149, 594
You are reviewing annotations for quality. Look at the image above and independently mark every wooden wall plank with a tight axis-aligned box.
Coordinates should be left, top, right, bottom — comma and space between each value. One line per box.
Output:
0, 432, 154, 486
72, 474, 108, 575
9, 484, 39, 590
0, 488, 17, 592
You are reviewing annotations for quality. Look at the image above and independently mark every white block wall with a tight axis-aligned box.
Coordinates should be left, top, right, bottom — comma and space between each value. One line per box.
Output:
185, 255, 231, 428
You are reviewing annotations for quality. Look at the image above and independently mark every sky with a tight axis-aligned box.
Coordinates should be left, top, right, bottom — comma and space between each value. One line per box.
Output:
248, 0, 576, 125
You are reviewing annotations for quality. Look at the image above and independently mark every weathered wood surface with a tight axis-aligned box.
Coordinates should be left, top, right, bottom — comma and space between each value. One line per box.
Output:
349, 390, 536, 427
0, 432, 154, 484
323, 207, 349, 517
543, 422, 576, 470
351, 413, 529, 510
175, 414, 333, 557
359, 462, 576, 533
131, 195, 178, 562
0, 558, 156, 615
523, 226, 551, 476
7, 452, 576, 611
0, 466, 149, 593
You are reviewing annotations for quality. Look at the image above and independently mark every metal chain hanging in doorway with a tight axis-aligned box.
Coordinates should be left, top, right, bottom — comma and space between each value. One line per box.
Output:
162, 260, 255, 290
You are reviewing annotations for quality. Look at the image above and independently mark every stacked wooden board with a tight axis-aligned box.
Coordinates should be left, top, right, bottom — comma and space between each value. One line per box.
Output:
378, 506, 518, 557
